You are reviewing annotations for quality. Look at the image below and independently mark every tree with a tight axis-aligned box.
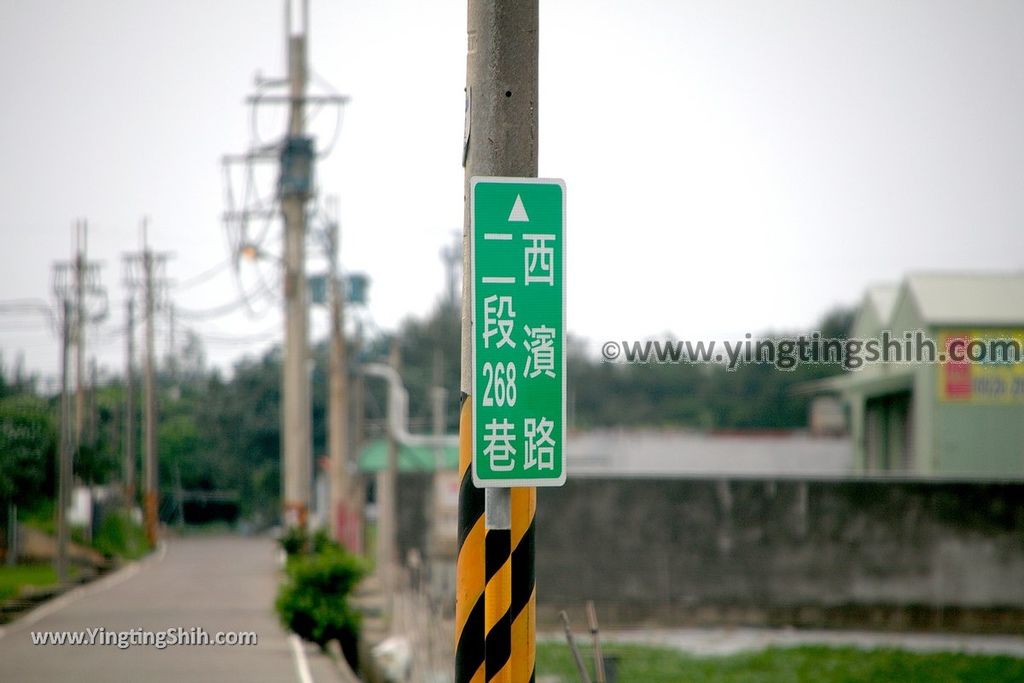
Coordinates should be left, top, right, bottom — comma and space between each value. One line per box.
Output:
0, 395, 56, 506
0, 395, 56, 561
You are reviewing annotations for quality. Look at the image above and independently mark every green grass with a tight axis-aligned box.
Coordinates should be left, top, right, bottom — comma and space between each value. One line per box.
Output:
537, 642, 1024, 683
0, 564, 60, 601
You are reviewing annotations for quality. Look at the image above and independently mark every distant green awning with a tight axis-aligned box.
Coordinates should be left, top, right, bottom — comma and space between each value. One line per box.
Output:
358, 438, 458, 472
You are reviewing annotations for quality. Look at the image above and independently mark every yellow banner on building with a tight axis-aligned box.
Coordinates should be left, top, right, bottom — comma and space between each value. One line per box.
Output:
937, 329, 1024, 403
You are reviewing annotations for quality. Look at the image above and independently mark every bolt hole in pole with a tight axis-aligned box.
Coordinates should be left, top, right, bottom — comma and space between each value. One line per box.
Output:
505, 90, 512, 97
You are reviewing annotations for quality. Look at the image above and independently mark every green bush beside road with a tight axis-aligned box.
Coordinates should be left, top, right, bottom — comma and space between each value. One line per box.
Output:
275, 528, 367, 659
92, 510, 150, 561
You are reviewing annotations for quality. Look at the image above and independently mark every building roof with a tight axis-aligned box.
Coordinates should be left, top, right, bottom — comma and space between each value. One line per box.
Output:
866, 284, 899, 326
851, 282, 899, 337
358, 439, 458, 472
904, 272, 1024, 326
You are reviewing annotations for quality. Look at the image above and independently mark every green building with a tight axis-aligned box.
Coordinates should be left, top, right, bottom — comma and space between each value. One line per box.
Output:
832, 273, 1024, 478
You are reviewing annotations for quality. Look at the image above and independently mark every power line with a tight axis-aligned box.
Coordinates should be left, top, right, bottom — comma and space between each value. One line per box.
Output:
0, 298, 55, 310
175, 279, 278, 320
0, 299, 56, 333
174, 258, 232, 291
0, 322, 54, 333
185, 324, 282, 348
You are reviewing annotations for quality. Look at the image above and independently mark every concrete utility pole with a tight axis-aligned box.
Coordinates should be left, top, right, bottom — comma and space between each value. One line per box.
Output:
124, 299, 136, 504
82, 356, 99, 544
52, 223, 106, 575
378, 341, 401, 603
429, 349, 448, 590
327, 212, 350, 543
74, 221, 86, 452
88, 359, 98, 450
441, 234, 461, 310
224, 0, 346, 530
143, 238, 158, 545
351, 329, 366, 554
56, 300, 72, 583
167, 304, 177, 387
431, 350, 447, 470
280, 2, 312, 529
456, 2, 539, 683
124, 223, 169, 546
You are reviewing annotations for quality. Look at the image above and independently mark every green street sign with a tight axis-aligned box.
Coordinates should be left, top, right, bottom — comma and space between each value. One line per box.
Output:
471, 177, 566, 488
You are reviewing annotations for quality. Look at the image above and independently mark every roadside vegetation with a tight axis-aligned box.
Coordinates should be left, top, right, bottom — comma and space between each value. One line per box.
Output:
1, 299, 857, 551
0, 564, 62, 601
275, 527, 367, 664
91, 510, 149, 561
537, 642, 1024, 683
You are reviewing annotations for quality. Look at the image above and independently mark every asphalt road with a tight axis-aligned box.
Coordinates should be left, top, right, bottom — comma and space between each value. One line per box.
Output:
0, 535, 343, 683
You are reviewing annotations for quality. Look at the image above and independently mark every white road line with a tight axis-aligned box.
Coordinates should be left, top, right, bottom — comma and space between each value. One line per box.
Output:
290, 634, 314, 683
0, 540, 167, 638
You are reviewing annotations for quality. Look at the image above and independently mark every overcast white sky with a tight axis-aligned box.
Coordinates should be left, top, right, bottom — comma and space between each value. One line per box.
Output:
2, 0, 1023, 384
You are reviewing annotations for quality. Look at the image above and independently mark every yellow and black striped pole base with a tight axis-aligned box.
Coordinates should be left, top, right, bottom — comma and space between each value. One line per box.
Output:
456, 396, 537, 683
511, 487, 536, 683
485, 524, 512, 682
456, 394, 486, 683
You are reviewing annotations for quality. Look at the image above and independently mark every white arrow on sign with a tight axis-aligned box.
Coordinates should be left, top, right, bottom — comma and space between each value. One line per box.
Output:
508, 194, 529, 222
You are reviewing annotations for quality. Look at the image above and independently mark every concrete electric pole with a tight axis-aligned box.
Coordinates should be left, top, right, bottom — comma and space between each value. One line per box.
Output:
280, 3, 313, 529
56, 300, 72, 584
223, 0, 347, 530
143, 240, 158, 544
351, 330, 366, 554
124, 222, 170, 546
327, 210, 350, 543
52, 222, 106, 574
456, 2, 539, 682
124, 298, 136, 505
74, 221, 86, 452
378, 340, 401, 602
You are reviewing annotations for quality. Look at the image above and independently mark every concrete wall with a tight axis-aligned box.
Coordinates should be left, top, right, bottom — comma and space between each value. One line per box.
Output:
394, 474, 1024, 631
531, 478, 1024, 632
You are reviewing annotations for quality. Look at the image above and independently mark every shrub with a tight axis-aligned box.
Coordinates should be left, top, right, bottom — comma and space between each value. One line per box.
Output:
279, 526, 340, 557
92, 510, 150, 560
310, 527, 340, 555
275, 546, 367, 653
278, 525, 307, 556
